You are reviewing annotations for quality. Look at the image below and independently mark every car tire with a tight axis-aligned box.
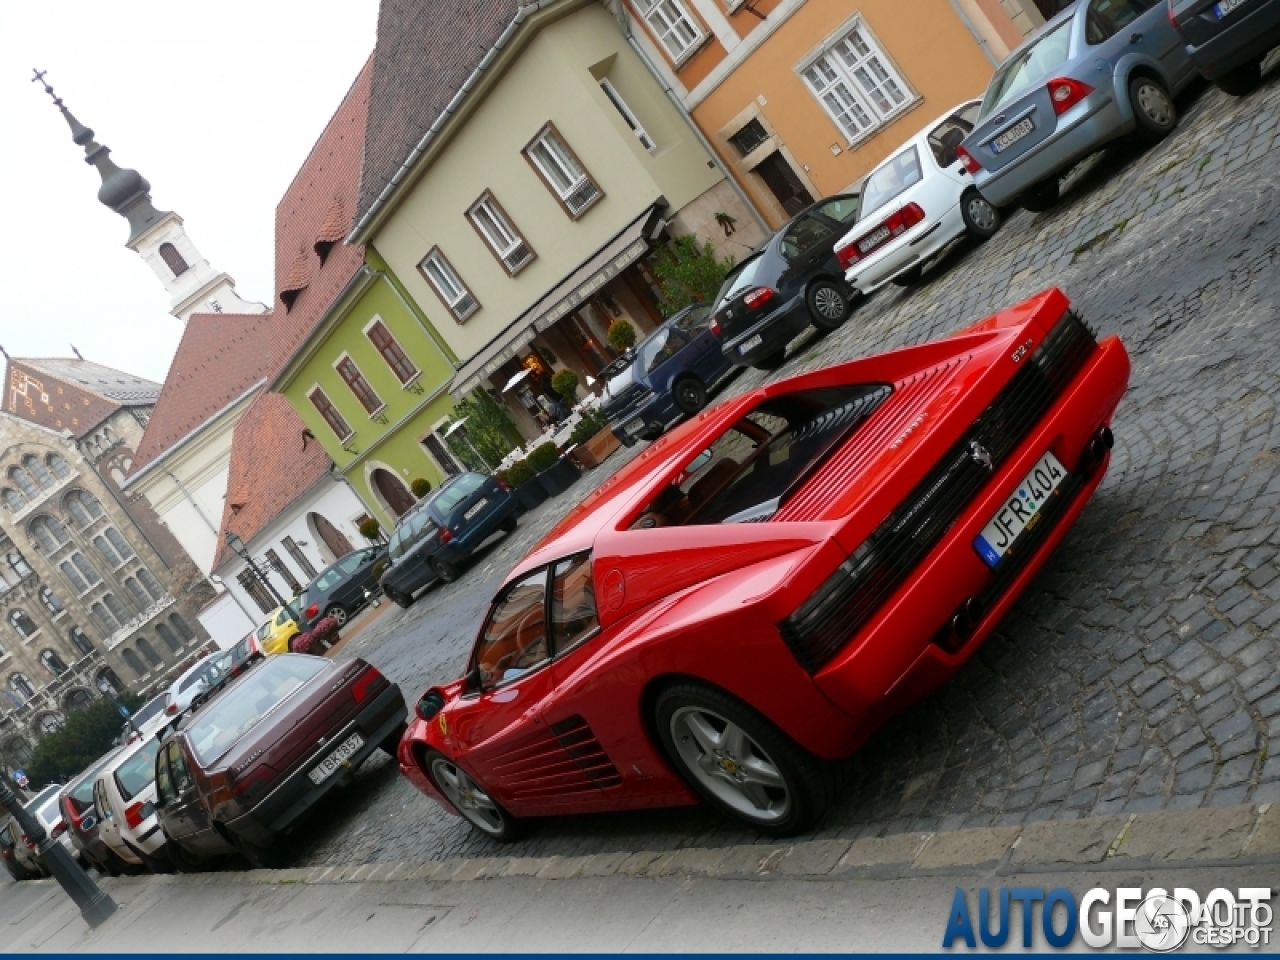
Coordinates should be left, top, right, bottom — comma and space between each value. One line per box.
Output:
1129, 74, 1177, 143
753, 350, 787, 371
673, 377, 708, 415
430, 558, 459, 584
653, 681, 841, 836
1214, 59, 1263, 96
385, 587, 413, 608
103, 848, 134, 877
380, 721, 409, 758
167, 841, 204, 874
137, 846, 173, 875
890, 265, 924, 287
324, 605, 349, 627
501, 515, 517, 534
232, 834, 287, 870
1019, 178, 1060, 213
424, 750, 522, 842
960, 189, 1001, 241
806, 280, 849, 333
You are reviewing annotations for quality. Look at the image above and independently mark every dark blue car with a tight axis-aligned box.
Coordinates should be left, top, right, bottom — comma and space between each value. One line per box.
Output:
378, 472, 517, 606
601, 304, 736, 446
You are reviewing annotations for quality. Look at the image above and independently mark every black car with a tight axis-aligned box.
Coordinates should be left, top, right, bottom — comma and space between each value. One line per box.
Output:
297, 546, 385, 632
709, 193, 861, 371
379, 472, 518, 607
1169, 0, 1280, 95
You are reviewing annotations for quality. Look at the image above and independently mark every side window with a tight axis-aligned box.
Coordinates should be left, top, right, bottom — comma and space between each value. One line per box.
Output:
672, 305, 711, 336
780, 215, 834, 260
155, 745, 175, 806
472, 571, 549, 687
815, 195, 860, 224
550, 554, 599, 655
94, 780, 112, 819
927, 114, 975, 168
1088, 0, 1155, 41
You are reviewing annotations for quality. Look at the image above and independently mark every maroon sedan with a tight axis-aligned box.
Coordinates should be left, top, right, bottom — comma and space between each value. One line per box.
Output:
154, 654, 406, 869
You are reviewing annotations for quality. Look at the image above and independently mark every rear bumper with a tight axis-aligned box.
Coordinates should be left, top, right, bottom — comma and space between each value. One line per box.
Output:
611, 394, 680, 443
1183, 0, 1280, 75
845, 204, 967, 294
720, 296, 811, 367
973, 95, 1123, 207
226, 685, 407, 846
806, 336, 1130, 730
438, 497, 518, 564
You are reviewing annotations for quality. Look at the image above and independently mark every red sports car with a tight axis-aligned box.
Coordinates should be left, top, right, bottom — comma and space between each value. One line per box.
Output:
399, 289, 1130, 838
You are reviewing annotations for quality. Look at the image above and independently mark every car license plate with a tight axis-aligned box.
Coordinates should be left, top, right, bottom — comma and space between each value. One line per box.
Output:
1214, 0, 1247, 16
972, 451, 1067, 568
463, 499, 487, 520
857, 226, 891, 254
989, 117, 1035, 154
308, 732, 364, 784
738, 334, 764, 356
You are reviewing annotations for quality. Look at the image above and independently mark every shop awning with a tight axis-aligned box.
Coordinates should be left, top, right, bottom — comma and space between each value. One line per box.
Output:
450, 202, 666, 398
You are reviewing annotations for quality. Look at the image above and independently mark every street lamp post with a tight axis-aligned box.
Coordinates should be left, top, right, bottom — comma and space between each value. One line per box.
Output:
0, 778, 116, 928
224, 532, 291, 614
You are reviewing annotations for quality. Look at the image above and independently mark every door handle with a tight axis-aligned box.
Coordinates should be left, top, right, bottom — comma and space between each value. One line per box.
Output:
1129, 31, 1143, 43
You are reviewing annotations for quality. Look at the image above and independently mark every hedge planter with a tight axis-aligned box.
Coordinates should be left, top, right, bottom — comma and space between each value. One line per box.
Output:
536, 456, 580, 497
514, 478, 549, 512
584, 426, 621, 464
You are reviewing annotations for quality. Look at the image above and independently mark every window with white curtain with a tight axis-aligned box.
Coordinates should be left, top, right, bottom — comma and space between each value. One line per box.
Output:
800, 19, 911, 143
418, 249, 479, 322
467, 193, 535, 275
634, 0, 704, 61
524, 125, 602, 219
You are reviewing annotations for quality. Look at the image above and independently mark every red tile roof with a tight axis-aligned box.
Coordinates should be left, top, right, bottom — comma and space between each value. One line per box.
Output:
212, 391, 333, 570
129, 312, 273, 474
355, 0, 524, 229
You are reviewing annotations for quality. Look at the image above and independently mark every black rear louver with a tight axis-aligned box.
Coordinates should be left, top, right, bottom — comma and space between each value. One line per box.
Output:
778, 312, 1097, 673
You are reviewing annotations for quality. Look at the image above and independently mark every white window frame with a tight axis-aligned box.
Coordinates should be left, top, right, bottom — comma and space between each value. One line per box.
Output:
467, 193, 535, 275
524, 124, 602, 219
599, 78, 655, 152
362, 316, 421, 387
418, 248, 479, 322
798, 16, 915, 146
634, 0, 705, 63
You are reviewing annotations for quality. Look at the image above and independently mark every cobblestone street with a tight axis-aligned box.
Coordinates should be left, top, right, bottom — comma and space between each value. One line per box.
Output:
288, 64, 1280, 869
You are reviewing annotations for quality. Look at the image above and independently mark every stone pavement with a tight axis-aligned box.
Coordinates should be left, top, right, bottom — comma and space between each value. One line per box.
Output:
251, 64, 1280, 869
3, 806, 1276, 952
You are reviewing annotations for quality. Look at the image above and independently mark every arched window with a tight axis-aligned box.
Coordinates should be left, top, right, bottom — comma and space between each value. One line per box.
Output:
137, 568, 164, 601
93, 534, 125, 567
70, 628, 94, 656
169, 613, 195, 642
46, 454, 71, 480
60, 559, 88, 594
120, 648, 145, 676
1, 488, 25, 512
105, 528, 134, 562
9, 610, 38, 639
65, 689, 93, 712
39, 587, 65, 616
91, 602, 117, 634
96, 667, 122, 694
29, 515, 69, 553
136, 637, 161, 666
22, 456, 55, 490
158, 242, 189, 277
156, 623, 180, 651
7, 551, 33, 579
37, 713, 64, 736
68, 552, 101, 588
102, 594, 128, 626
124, 577, 150, 609
39, 650, 68, 677
64, 491, 104, 529
8, 466, 39, 499
9, 674, 35, 701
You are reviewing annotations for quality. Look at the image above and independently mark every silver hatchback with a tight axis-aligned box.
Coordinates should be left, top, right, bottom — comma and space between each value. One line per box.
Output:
959, 0, 1198, 211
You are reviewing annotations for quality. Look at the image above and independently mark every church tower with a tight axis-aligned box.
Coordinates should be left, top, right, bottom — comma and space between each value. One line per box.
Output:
35, 71, 266, 323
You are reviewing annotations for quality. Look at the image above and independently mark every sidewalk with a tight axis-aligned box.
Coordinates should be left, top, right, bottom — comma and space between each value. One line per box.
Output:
3, 804, 1276, 951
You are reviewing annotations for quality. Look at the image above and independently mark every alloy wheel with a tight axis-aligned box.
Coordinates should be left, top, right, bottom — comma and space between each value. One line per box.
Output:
326, 605, 348, 626
966, 195, 998, 232
669, 706, 791, 823
1136, 81, 1174, 128
430, 758, 506, 836
812, 286, 845, 321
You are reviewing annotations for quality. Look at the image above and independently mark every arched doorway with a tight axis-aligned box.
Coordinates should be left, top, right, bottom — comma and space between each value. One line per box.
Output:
372, 468, 416, 517
308, 513, 354, 562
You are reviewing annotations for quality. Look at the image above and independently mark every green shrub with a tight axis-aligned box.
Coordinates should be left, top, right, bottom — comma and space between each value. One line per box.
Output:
448, 392, 521, 469
527, 442, 560, 473
506, 460, 535, 486
27, 692, 143, 787
410, 477, 432, 498
651, 234, 736, 317
551, 369, 580, 404
570, 408, 607, 446
607, 319, 636, 352
358, 517, 381, 541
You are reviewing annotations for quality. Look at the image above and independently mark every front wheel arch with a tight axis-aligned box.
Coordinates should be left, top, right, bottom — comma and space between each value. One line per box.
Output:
1116, 62, 1174, 122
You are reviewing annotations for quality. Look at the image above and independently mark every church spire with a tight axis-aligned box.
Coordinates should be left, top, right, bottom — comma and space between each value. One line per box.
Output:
33, 68, 170, 244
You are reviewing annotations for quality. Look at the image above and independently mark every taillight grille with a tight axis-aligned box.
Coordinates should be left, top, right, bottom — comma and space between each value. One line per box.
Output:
778, 312, 1097, 673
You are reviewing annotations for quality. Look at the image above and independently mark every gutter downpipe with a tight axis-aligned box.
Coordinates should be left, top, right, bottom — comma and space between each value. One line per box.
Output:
948, 0, 1000, 67
612, 0, 769, 236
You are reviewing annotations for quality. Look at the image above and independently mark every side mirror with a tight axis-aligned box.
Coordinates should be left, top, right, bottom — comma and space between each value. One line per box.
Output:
462, 666, 483, 695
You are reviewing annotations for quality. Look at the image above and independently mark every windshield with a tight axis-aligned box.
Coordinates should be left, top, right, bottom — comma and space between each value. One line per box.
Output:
634, 329, 678, 378
980, 18, 1074, 119
24, 784, 61, 812
114, 739, 161, 802
431, 474, 486, 516
712, 253, 769, 310
130, 694, 170, 729
186, 656, 327, 765
71, 751, 121, 805
858, 147, 924, 220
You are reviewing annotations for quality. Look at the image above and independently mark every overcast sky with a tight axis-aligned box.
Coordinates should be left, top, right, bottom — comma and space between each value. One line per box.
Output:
0, 0, 379, 383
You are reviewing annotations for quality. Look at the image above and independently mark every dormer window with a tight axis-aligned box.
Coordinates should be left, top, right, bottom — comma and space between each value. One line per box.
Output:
159, 242, 189, 278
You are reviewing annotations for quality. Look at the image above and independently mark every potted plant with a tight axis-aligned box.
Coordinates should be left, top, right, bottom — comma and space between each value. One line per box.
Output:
607, 318, 636, 353
506, 459, 547, 512
410, 477, 433, 498
529, 441, 579, 497
551, 369, 580, 405
291, 615, 341, 655
567, 409, 618, 469
358, 517, 382, 543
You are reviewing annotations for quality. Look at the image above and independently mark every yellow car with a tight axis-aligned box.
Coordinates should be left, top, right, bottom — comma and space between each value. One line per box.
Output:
255, 604, 301, 656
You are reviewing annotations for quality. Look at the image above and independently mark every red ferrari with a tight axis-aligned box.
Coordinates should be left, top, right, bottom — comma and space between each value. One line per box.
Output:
399, 289, 1130, 838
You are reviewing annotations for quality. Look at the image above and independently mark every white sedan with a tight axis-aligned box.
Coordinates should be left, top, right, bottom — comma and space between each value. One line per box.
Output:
835, 100, 1001, 294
